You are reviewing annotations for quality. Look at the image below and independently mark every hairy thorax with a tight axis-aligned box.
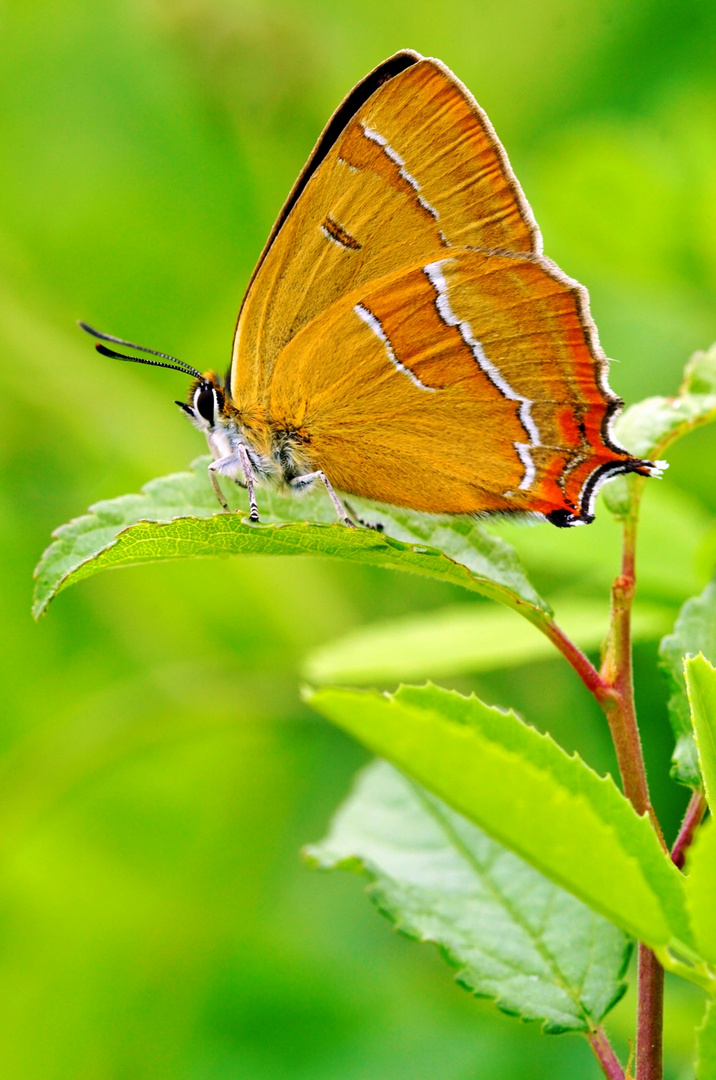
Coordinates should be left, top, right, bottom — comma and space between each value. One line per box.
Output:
209, 391, 315, 488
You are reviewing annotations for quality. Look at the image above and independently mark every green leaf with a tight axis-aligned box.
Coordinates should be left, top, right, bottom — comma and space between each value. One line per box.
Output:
305, 682, 693, 955
659, 577, 716, 788
685, 819, 716, 973
34, 457, 548, 622
617, 343, 716, 458
614, 394, 716, 464
304, 597, 671, 685
685, 655, 716, 811
306, 760, 630, 1033
697, 999, 716, 1079
684, 344, 716, 396
603, 343, 716, 518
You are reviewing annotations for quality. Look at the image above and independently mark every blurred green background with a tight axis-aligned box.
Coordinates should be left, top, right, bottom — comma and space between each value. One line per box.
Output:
2, 1, 716, 1076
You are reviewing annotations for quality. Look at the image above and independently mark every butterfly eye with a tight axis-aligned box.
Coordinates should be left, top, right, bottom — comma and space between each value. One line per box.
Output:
194, 386, 216, 426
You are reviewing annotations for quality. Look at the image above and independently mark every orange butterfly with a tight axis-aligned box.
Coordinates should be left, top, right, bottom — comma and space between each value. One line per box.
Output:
82, 50, 664, 528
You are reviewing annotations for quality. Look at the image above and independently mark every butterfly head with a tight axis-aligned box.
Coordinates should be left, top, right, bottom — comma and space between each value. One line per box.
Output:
178, 374, 227, 433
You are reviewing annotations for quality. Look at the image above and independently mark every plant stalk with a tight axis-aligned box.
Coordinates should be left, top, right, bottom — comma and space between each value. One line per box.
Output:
670, 790, 708, 869
544, 516, 663, 843
608, 513, 666, 1080
541, 619, 608, 699
588, 1025, 626, 1079
636, 945, 664, 1080
547, 503, 668, 1080
604, 514, 665, 1080
599, 515, 664, 843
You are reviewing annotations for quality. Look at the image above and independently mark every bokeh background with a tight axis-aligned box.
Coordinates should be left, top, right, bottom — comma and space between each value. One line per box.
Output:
2, 1, 716, 1076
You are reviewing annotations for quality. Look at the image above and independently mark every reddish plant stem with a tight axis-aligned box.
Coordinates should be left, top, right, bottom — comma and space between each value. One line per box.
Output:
541, 619, 608, 698
543, 517, 663, 844
541, 491, 709, 1079
600, 516, 664, 843
588, 1026, 626, 1080
636, 946, 664, 1080
670, 790, 708, 869
545, 508, 668, 1080
603, 516, 664, 1080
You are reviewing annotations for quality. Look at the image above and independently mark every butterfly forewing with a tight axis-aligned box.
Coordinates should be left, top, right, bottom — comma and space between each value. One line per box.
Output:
232, 56, 540, 405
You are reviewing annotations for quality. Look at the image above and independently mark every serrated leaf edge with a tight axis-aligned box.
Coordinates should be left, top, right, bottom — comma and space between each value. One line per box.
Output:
391, 682, 692, 950
304, 836, 614, 1034
307, 685, 690, 952
34, 510, 551, 621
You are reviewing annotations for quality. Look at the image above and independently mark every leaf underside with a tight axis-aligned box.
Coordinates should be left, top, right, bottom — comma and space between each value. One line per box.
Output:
685, 819, 716, 972
659, 577, 716, 788
307, 760, 631, 1033
603, 342, 716, 518
33, 457, 547, 622
306, 682, 693, 955
685, 656, 716, 813
697, 998, 716, 1080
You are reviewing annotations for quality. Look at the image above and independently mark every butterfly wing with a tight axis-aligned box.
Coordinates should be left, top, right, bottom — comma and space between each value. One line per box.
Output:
266, 248, 653, 524
231, 51, 540, 405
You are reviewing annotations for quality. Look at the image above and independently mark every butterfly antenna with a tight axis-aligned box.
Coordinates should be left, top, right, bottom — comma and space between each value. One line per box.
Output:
78, 321, 202, 378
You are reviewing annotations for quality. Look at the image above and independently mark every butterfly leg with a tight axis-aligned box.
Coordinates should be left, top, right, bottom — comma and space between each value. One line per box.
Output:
344, 501, 384, 532
209, 449, 260, 522
291, 471, 356, 527
208, 468, 229, 511
237, 445, 260, 522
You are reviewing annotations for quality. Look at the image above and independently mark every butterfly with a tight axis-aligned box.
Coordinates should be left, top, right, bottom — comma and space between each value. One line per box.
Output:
81, 49, 664, 528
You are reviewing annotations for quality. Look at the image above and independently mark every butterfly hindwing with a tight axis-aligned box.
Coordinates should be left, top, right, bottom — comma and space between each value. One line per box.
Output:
266, 248, 635, 519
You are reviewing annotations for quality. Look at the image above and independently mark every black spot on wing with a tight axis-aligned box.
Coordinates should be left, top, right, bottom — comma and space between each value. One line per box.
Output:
320, 215, 362, 250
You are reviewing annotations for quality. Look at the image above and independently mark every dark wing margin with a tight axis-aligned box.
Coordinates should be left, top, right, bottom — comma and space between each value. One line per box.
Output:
235, 50, 422, 324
